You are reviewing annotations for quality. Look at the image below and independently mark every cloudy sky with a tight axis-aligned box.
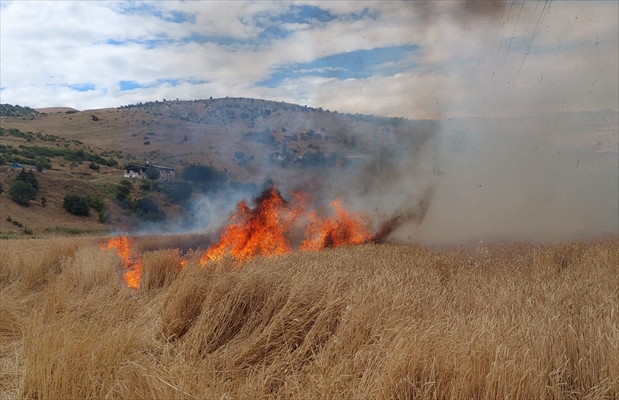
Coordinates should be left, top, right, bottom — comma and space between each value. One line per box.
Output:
0, 1, 617, 119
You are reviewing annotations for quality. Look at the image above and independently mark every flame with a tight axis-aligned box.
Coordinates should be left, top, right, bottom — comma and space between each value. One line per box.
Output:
199, 187, 304, 264
100, 236, 142, 289
99, 188, 374, 285
300, 199, 372, 251
200, 187, 372, 266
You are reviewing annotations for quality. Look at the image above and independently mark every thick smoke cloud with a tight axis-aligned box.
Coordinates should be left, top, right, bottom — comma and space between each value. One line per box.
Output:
169, 1, 618, 246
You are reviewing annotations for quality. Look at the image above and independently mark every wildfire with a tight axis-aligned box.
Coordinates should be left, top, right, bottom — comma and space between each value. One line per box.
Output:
199, 187, 372, 266
300, 199, 372, 251
101, 187, 375, 288
100, 236, 142, 289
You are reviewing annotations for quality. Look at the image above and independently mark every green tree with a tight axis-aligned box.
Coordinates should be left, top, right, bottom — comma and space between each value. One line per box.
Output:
15, 169, 39, 190
116, 179, 133, 201
181, 164, 228, 185
145, 166, 160, 180
85, 194, 104, 213
140, 180, 152, 191
9, 180, 37, 206
63, 194, 90, 216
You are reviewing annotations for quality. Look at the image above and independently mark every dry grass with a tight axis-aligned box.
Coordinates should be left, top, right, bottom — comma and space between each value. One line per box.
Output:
0, 236, 617, 399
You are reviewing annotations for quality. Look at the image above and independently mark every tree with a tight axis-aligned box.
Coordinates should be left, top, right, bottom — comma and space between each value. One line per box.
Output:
145, 166, 160, 180
140, 180, 152, 191
181, 164, 228, 185
9, 180, 37, 206
162, 182, 193, 204
63, 194, 90, 216
15, 169, 39, 190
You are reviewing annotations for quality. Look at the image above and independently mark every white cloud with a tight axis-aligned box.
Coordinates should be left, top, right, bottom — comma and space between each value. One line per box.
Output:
0, 1, 616, 117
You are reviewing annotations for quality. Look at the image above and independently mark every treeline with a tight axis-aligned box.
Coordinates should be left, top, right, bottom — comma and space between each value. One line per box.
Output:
0, 127, 63, 142
0, 103, 40, 117
0, 144, 118, 169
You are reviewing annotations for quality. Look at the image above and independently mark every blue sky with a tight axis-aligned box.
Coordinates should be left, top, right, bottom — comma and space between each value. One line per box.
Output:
0, 1, 617, 118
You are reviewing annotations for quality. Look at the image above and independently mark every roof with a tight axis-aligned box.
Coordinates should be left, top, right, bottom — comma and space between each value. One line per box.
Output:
124, 164, 175, 171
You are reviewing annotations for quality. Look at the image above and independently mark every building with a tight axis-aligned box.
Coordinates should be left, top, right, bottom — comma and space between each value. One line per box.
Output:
123, 164, 175, 182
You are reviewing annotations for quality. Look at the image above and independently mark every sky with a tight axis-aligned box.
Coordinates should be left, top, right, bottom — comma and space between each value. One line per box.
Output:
0, 0, 617, 119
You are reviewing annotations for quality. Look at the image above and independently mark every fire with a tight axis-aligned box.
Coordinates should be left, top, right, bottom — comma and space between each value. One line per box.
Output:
300, 199, 372, 251
100, 187, 375, 287
100, 236, 142, 289
199, 187, 304, 264
199, 187, 373, 266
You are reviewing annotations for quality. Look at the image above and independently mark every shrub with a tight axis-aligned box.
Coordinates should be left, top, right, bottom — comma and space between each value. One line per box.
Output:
145, 166, 160, 180
181, 164, 228, 185
0, 182, 3, 194
116, 179, 133, 201
88, 162, 100, 171
85, 194, 104, 213
97, 209, 108, 223
15, 169, 39, 190
63, 194, 90, 217
162, 182, 193, 204
140, 180, 152, 191
135, 197, 165, 221
9, 180, 37, 206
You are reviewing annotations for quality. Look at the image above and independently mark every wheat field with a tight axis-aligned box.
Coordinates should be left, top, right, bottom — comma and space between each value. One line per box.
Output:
0, 236, 617, 399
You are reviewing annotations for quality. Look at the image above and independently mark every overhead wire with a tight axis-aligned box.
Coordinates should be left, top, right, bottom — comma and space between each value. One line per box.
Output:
511, 0, 552, 89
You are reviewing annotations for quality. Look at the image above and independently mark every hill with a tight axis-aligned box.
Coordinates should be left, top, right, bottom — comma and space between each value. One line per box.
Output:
0, 98, 437, 238
0, 99, 616, 240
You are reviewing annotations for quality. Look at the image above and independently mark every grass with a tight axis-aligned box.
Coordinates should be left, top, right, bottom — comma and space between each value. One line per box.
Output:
0, 236, 617, 399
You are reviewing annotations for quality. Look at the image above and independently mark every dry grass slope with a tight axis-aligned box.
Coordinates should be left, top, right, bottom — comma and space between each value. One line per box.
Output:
0, 237, 618, 399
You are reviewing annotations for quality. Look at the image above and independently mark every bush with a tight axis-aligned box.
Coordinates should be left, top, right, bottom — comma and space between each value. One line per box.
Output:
135, 197, 165, 221
162, 182, 193, 204
145, 166, 160, 180
181, 164, 228, 185
116, 179, 133, 201
0, 182, 3, 194
15, 169, 39, 190
140, 180, 152, 191
88, 162, 100, 171
85, 194, 104, 213
9, 180, 37, 206
97, 209, 108, 223
63, 194, 90, 216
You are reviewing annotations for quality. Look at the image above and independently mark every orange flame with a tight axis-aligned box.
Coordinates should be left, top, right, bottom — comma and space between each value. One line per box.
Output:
200, 187, 372, 266
100, 236, 142, 289
300, 199, 372, 251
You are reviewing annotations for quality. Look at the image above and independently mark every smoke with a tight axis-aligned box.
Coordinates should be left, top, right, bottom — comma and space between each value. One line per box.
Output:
394, 112, 619, 245
144, 1, 617, 247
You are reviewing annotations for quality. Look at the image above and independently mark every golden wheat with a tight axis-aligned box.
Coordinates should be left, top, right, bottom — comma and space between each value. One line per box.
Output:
0, 236, 617, 399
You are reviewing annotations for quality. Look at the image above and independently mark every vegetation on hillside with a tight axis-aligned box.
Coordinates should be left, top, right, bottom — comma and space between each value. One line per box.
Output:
8, 170, 39, 206
63, 194, 90, 217
0, 238, 617, 399
0, 103, 40, 117
0, 127, 117, 169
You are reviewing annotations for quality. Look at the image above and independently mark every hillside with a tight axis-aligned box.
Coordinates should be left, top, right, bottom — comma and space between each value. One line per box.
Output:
0, 99, 616, 240
0, 98, 436, 238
